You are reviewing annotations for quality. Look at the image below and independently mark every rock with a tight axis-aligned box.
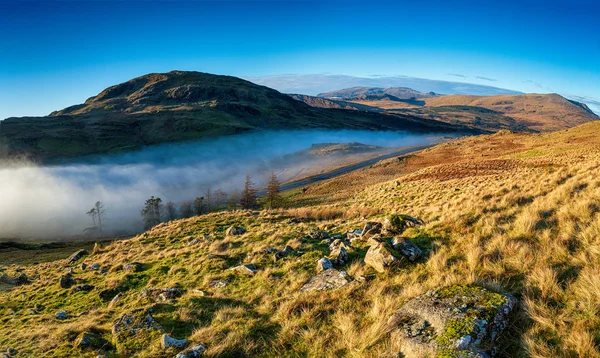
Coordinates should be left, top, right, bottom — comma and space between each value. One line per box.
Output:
67, 249, 89, 264
161, 333, 187, 349
55, 310, 68, 320
59, 276, 75, 289
76, 332, 112, 351
361, 221, 382, 239
229, 264, 257, 275
225, 226, 246, 236
392, 237, 423, 261
81, 263, 87, 270
309, 230, 329, 240
112, 310, 163, 336
27, 308, 37, 315
34, 303, 44, 311
0, 274, 15, 285
316, 257, 333, 272
300, 268, 352, 292
123, 262, 143, 272
329, 246, 348, 265
386, 284, 517, 357
108, 293, 123, 309
0, 273, 27, 286
1, 354, 9, 358
383, 215, 424, 235
364, 242, 402, 273
208, 279, 228, 289
140, 287, 182, 302
13, 273, 28, 285
74, 284, 95, 292
7, 348, 17, 356
274, 245, 294, 261
175, 344, 206, 357
90, 263, 101, 270
346, 228, 363, 242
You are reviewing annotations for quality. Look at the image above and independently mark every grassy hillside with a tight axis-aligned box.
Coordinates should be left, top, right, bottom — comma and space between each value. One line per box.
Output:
0, 71, 473, 162
3, 122, 600, 356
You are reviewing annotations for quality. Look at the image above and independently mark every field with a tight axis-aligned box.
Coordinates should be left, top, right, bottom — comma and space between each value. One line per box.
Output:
2, 122, 600, 357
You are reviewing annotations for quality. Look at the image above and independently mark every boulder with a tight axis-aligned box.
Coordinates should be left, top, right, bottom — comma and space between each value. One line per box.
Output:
140, 287, 182, 302
90, 263, 101, 271
7, 348, 17, 356
229, 264, 257, 275
364, 242, 402, 273
274, 245, 294, 261
108, 293, 123, 309
0, 274, 14, 285
59, 276, 75, 289
361, 221, 382, 239
66, 249, 89, 264
300, 268, 352, 292
346, 229, 363, 242
161, 333, 188, 349
329, 246, 348, 265
308, 230, 329, 240
175, 344, 206, 357
225, 226, 246, 236
55, 310, 68, 320
123, 262, 143, 272
0, 273, 28, 286
76, 332, 113, 351
392, 237, 423, 261
383, 215, 424, 235
74, 284, 95, 292
386, 285, 516, 357
13, 273, 28, 285
316, 257, 333, 272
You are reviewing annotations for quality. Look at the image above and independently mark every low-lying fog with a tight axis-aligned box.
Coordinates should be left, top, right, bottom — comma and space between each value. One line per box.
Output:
0, 130, 454, 240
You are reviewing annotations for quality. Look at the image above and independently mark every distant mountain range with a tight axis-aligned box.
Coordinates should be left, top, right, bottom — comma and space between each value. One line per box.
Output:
0, 71, 475, 162
317, 86, 437, 100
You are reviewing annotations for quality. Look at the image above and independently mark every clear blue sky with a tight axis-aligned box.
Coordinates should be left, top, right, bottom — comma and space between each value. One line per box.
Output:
1, 0, 599, 119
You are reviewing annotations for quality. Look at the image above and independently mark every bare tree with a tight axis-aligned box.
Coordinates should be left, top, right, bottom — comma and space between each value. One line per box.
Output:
165, 201, 177, 221
141, 196, 163, 230
240, 175, 257, 209
205, 187, 212, 213
266, 171, 282, 209
214, 188, 228, 210
180, 201, 193, 218
94, 201, 105, 233
228, 189, 240, 210
193, 197, 204, 216
86, 207, 97, 227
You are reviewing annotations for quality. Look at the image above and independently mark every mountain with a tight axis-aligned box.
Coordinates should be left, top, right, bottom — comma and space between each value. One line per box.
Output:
287, 94, 381, 112
0, 71, 477, 162
317, 86, 436, 100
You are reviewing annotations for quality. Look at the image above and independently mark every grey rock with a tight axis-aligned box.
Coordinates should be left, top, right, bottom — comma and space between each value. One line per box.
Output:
383, 215, 424, 235
67, 249, 89, 264
175, 344, 206, 357
112, 310, 163, 336
108, 292, 123, 309
309, 230, 329, 240
361, 221, 382, 239
7, 348, 17, 356
208, 279, 228, 289
316, 257, 333, 272
59, 276, 75, 289
161, 333, 187, 349
329, 246, 348, 265
300, 268, 351, 292
73, 284, 95, 292
27, 308, 37, 315
34, 303, 44, 311
90, 263, 101, 271
225, 226, 246, 236
77, 332, 112, 351
123, 262, 143, 272
364, 242, 402, 273
274, 245, 294, 261
13, 273, 28, 285
140, 287, 182, 302
392, 237, 423, 261
55, 310, 68, 320
229, 264, 257, 275
81, 263, 87, 270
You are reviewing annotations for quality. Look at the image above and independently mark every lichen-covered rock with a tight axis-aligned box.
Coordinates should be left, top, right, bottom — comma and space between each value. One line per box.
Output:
112, 310, 163, 336
329, 246, 348, 265
161, 333, 187, 349
55, 310, 68, 320
140, 287, 182, 302
386, 284, 516, 357
274, 245, 294, 261
176, 344, 206, 358
76, 332, 113, 351
392, 237, 423, 261
229, 263, 258, 275
361, 221, 382, 239
316, 257, 333, 272
364, 242, 402, 273
59, 276, 75, 289
383, 215, 424, 235
225, 226, 246, 236
300, 268, 351, 292
308, 230, 329, 240
66, 249, 89, 264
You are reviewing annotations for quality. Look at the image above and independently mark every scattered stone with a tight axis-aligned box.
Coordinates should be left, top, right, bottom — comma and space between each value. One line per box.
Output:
383, 215, 424, 235
316, 257, 333, 272
81, 263, 87, 270
13, 273, 28, 285
0, 274, 14, 285
76, 332, 112, 351
386, 284, 516, 357
112, 310, 163, 335
329, 246, 348, 265
27, 308, 37, 315
346, 228, 363, 242
320, 238, 332, 245
392, 237, 423, 261
67, 249, 89, 264
108, 293, 123, 309
59, 276, 75, 289
7, 348, 17, 356
300, 268, 352, 292
74, 284, 95, 292
123, 262, 143, 272
101, 267, 109, 274
0, 273, 28, 286
161, 333, 187, 349
1, 354, 9, 358
299, 237, 308, 243
90, 263, 101, 271
262, 247, 278, 255
140, 287, 182, 302
361, 221, 383, 239
309, 230, 329, 240
208, 279, 228, 289
364, 242, 402, 273
55, 310, 68, 320
274, 245, 294, 261
175, 344, 206, 358
225, 226, 246, 236
34, 303, 44, 311
229, 264, 257, 275
192, 289, 206, 296
357, 274, 377, 282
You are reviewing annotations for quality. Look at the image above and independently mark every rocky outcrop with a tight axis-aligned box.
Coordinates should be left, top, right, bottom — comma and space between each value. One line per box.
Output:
383, 215, 424, 235
364, 242, 402, 273
300, 269, 351, 292
316, 258, 333, 272
392, 237, 423, 262
225, 226, 246, 236
308, 230, 329, 240
66, 249, 89, 264
386, 285, 516, 357
361, 221, 383, 239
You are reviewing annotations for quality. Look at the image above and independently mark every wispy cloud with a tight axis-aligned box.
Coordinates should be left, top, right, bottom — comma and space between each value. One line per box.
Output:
448, 73, 468, 78
475, 76, 497, 82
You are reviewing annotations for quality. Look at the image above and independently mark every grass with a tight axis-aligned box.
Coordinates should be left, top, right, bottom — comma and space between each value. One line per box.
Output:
3, 122, 600, 356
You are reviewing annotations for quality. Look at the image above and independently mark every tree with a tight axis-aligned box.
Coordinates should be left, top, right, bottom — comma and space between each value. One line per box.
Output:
266, 171, 282, 209
141, 196, 163, 230
193, 197, 204, 216
180, 201, 193, 218
165, 201, 177, 221
240, 175, 257, 209
86, 207, 97, 227
94, 201, 105, 233
205, 187, 212, 213
214, 188, 228, 210
228, 189, 240, 210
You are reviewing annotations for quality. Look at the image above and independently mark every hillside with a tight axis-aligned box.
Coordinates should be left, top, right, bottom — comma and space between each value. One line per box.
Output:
3, 122, 600, 356
0, 71, 475, 162
318, 86, 436, 100
287, 94, 381, 112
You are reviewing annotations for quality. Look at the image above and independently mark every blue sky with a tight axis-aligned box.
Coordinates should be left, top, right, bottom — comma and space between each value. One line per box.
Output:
1, 0, 599, 119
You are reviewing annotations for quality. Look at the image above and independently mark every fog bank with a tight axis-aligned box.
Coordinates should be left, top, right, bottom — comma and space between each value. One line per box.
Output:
0, 130, 451, 240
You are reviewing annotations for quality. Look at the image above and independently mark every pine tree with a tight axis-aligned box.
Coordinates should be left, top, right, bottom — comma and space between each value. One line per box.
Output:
240, 175, 257, 209
165, 201, 177, 221
193, 197, 204, 216
141, 196, 163, 230
180, 201, 193, 218
266, 171, 282, 209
